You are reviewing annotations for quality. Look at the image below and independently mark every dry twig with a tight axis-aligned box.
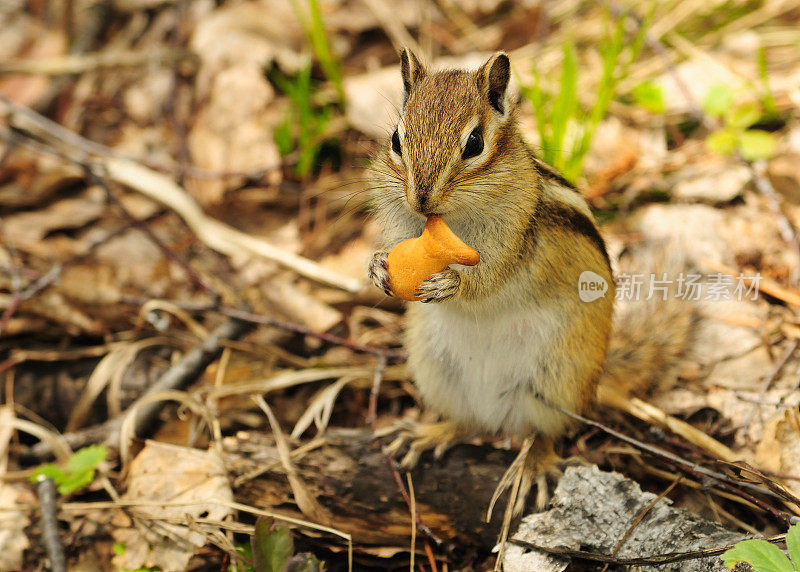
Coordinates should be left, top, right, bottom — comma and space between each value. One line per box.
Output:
599, 476, 683, 572
36, 476, 66, 572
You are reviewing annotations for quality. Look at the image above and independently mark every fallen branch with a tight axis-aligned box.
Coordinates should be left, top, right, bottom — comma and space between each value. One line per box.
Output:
704, 259, 800, 308
225, 428, 519, 549
509, 535, 785, 567
750, 159, 800, 285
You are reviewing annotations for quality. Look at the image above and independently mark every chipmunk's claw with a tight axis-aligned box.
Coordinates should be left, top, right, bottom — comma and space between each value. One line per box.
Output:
379, 420, 465, 468
488, 436, 561, 521
368, 250, 392, 295
415, 269, 460, 303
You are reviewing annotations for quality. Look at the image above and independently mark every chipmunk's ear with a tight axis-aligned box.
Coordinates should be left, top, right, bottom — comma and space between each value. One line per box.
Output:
400, 48, 426, 104
478, 52, 511, 115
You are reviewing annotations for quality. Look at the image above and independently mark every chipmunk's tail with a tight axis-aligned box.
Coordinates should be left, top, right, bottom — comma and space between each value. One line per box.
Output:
597, 249, 699, 406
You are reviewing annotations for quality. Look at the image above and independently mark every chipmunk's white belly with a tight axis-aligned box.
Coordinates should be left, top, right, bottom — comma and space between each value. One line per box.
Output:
406, 298, 573, 437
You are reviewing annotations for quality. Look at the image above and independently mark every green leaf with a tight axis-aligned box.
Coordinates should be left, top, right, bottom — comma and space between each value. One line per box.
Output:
706, 128, 738, 156
31, 445, 107, 494
251, 517, 294, 572
113, 543, 126, 556
786, 524, 800, 570
67, 444, 107, 475
739, 129, 777, 161
56, 468, 95, 495
632, 80, 665, 114
52, 444, 107, 494
722, 539, 794, 571
30, 464, 66, 484
703, 83, 734, 117
726, 101, 761, 129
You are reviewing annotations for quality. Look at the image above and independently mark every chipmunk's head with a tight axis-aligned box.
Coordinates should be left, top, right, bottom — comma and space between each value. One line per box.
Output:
382, 49, 514, 216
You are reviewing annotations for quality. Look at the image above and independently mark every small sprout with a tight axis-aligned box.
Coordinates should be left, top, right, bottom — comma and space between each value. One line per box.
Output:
251, 517, 295, 572
270, 63, 335, 178
703, 83, 778, 162
787, 524, 800, 568
722, 540, 793, 571
249, 517, 324, 572
31, 444, 108, 495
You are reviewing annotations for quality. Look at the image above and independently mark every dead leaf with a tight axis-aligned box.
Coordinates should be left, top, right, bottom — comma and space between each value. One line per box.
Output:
631, 204, 732, 271
265, 276, 343, 332
190, 0, 306, 97
0, 483, 32, 570
755, 409, 800, 498
3, 186, 105, 246
674, 164, 751, 203
0, 22, 66, 107
186, 64, 281, 204
654, 56, 745, 116
112, 440, 233, 571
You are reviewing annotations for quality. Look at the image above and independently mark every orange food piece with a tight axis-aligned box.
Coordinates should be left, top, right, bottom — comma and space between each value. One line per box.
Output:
387, 215, 480, 301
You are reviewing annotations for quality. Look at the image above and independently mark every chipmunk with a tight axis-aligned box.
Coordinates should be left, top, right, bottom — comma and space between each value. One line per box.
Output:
367, 49, 693, 509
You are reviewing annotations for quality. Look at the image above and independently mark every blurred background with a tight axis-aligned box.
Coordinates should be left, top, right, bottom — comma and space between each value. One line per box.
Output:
1, 0, 800, 570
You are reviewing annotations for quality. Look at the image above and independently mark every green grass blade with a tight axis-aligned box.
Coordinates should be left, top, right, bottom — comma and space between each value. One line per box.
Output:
550, 39, 578, 171
290, 0, 345, 108
569, 16, 625, 180
757, 45, 778, 117
306, 0, 345, 106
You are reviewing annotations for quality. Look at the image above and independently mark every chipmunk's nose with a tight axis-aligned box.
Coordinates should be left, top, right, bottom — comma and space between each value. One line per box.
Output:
414, 184, 435, 214
417, 192, 430, 213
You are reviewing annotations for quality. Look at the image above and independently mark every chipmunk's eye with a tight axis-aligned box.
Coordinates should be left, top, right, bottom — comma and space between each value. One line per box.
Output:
462, 127, 483, 160
391, 129, 402, 156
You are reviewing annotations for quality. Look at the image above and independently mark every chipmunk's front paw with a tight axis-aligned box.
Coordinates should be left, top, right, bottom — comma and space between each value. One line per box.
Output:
367, 250, 392, 296
415, 268, 460, 303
